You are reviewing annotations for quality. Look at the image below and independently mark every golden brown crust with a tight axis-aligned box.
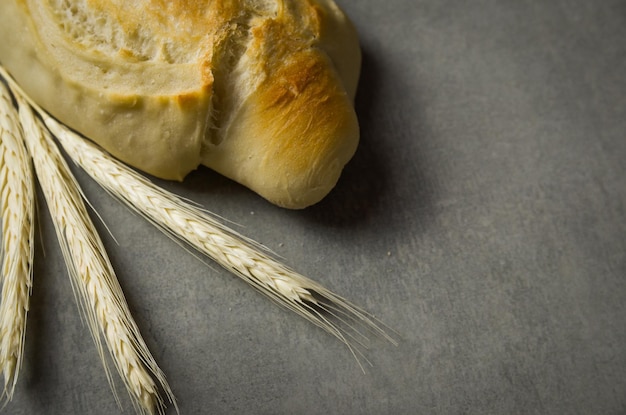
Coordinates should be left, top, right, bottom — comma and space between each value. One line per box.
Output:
201, 13, 358, 208
0, 0, 361, 208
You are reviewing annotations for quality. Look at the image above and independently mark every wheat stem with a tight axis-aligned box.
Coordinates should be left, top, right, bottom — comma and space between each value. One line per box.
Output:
40, 108, 396, 359
9, 82, 175, 414
0, 82, 35, 400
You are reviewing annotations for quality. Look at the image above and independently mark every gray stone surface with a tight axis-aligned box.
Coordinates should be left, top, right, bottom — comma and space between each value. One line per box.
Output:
8, 0, 626, 414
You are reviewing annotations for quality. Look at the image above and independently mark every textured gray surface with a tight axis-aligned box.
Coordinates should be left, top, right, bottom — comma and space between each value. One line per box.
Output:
7, 0, 626, 414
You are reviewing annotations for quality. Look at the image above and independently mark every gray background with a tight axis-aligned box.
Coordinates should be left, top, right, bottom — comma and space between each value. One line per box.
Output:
8, 0, 626, 414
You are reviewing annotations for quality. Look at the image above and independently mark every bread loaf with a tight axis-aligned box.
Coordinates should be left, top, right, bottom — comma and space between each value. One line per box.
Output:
0, 0, 361, 208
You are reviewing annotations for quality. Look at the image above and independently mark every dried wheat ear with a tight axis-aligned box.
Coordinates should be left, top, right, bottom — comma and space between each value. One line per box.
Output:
0, 79, 35, 402
0, 66, 396, 414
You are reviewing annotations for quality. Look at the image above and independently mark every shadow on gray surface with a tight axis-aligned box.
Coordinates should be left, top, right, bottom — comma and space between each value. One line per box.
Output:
20, 192, 60, 410
302, 47, 437, 230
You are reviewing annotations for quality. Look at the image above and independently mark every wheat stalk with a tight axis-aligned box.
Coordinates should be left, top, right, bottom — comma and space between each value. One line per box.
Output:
38, 105, 397, 363
7, 81, 175, 414
2, 62, 394, 375
0, 81, 35, 400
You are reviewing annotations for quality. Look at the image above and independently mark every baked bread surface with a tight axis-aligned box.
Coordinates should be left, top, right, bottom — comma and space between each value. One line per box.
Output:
0, 0, 361, 208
